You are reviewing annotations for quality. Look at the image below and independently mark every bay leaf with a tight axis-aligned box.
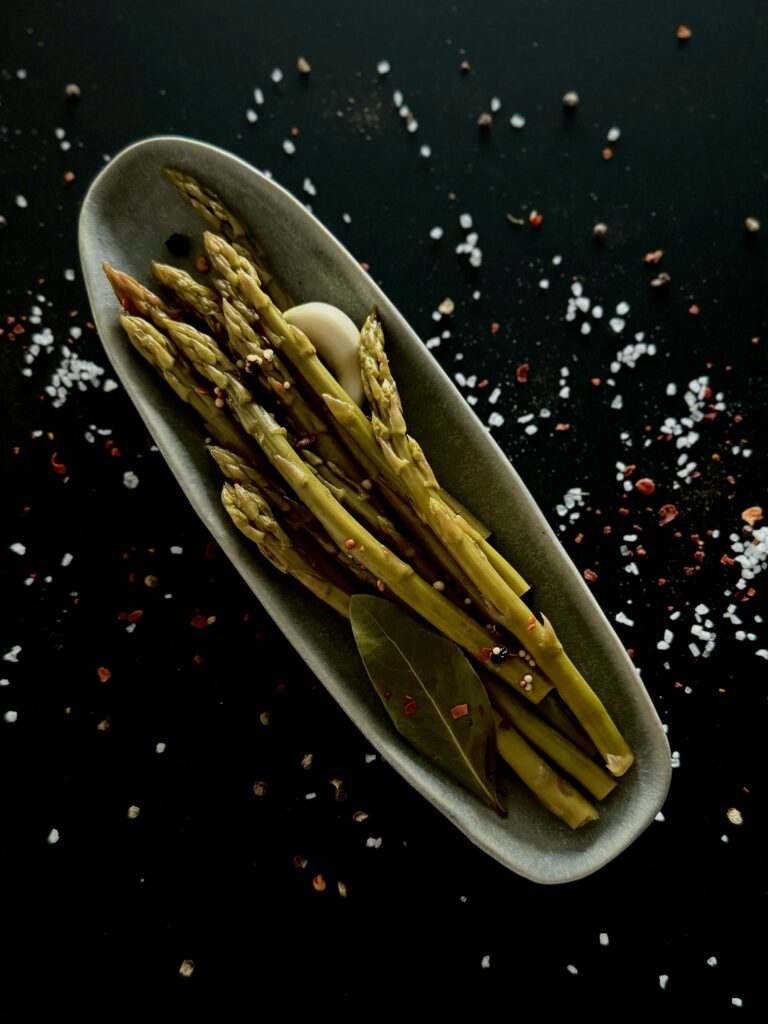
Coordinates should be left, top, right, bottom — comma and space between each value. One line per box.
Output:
349, 595, 505, 814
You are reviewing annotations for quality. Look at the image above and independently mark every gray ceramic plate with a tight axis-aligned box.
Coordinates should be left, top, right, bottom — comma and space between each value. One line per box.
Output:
79, 136, 671, 883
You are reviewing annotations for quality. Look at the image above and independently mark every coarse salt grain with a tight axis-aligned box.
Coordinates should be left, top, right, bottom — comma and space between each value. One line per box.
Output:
15, 195, 28, 209
270, 68, 283, 83
245, 109, 258, 124
376, 60, 391, 75
429, 226, 444, 240
510, 113, 526, 129
4, 711, 18, 723
282, 140, 296, 155
123, 471, 139, 490
47, 828, 60, 844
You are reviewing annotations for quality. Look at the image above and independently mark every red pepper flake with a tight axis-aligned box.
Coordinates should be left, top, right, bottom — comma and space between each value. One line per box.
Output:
63, 171, 76, 184
312, 874, 327, 892
490, 322, 501, 335
359, 261, 370, 272
97, 667, 112, 683
205, 540, 219, 559
583, 568, 599, 582
643, 249, 664, 264
591, 377, 602, 387
50, 452, 67, 474
529, 211, 543, 228
574, 533, 584, 544
741, 506, 764, 526
555, 422, 571, 431
193, 654, 203, 664
623, 464, 637, 477
658, 578, 667, 586
721, 554, 735, 566
477, 646, 493, 662
109, 447, 122, 457
127, 609, 144, 623
659, 503, 679, 526
344, 538, 356, 549
296, 434, 317, 450
635, 477, 656, 495
290, 126, 299, 138
688, 304, 700, 316
403, 698, 418, 716
526, 615, 537, 632
601, 147, 614, 161
195, 256, 210, 274
694, 550, 705, 563
677, 24, 693, 40
12, 323, 25, 336
477, 379, 489, 388
451, 703, 469, 720
190, 614, 208, 629
516, 363, 530, 383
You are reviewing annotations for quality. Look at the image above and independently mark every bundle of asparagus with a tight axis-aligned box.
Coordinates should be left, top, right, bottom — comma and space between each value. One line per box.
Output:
103, 167, 633, 829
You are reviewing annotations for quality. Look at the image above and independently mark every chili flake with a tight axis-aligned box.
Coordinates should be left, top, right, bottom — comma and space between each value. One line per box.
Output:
451, 703, 469, 720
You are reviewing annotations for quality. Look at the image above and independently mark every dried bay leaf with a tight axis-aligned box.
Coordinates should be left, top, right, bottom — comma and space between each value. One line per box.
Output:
349, 595, 504, 814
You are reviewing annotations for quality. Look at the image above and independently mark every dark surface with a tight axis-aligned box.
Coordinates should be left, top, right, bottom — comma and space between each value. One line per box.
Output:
1, 1, 765, 1014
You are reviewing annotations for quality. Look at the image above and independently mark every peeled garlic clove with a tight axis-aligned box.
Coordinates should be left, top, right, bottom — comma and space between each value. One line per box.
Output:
283, 301, 365, 407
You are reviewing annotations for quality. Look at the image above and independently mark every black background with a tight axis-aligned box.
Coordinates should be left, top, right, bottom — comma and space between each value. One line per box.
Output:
1, 1, 766, 1014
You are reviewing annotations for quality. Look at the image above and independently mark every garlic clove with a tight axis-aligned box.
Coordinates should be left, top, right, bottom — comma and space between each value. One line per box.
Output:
283, 301, 365, 407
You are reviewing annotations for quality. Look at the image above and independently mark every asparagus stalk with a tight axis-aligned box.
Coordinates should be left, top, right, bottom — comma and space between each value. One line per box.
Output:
162, 167, 291, 310
118, 313, 258, 464
222, 481, 354, 618
360, 312, 634, 777
152, 261, 227, 339
485, 678, 616, 801
493, 713, 599, 829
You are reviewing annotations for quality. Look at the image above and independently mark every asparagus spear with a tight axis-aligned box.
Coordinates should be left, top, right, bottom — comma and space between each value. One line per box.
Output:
484, 677, 616, 801
118, 313, 257, 464
360, 312, 634, 777
162, 167, 291, 310
152, 261, 227, 339
493, 713, 599, 829
222, 481, 354, 618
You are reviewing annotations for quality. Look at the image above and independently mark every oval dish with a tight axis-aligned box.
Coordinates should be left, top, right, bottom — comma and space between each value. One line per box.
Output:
79, 136, 671, 883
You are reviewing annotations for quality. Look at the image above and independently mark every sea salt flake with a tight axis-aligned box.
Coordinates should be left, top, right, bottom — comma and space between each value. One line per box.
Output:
123, 471, 140, 490
4, 711, 18, 723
